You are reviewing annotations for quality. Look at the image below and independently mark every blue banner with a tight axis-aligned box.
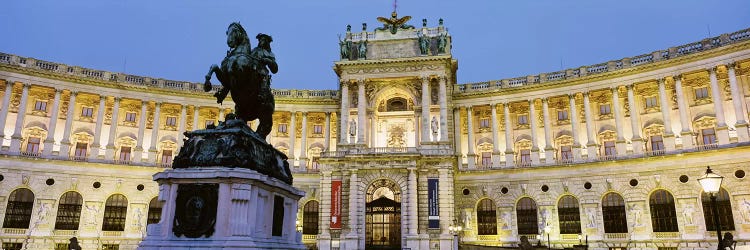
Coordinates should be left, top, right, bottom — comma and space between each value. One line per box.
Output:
428, 178, 440, 229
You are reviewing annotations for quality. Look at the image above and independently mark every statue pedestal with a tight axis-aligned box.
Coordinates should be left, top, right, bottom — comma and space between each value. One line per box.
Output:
138, 167, 305, 249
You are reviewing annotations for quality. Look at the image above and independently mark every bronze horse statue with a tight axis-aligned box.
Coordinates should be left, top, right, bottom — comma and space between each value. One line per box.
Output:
203, 22, 277, 140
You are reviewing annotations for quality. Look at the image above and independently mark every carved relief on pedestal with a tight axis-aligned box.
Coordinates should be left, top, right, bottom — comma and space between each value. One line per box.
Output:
386, 123, 406, 147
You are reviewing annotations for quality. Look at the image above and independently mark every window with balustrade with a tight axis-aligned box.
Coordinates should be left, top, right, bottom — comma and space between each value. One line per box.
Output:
517, 114, 528, 126
649, 190, 678, 232
694, 87, 709, 100
603, 141, 616, 157
81, 106, 94, 118
34, 100, 47, 112
558, 195, 582, 234
313, 124, 323, 135
278, 123, 288, 134
25, 137, 41, 154
303, 200, 320, 235
161, 150, 173, 167
147, 197, 163, 225
477, 198, 497, 235
516, 197, 538, 235
601, 193, 628, 233
559, 146, 573, 161
3, 188, 35, 229
124, 112, 136, 122
644, 96, 658, 109
701, 128, 717, 145
599, 104, 611, 116
557, 110, 569, 121
118, 146, 131, 162
479, 117, 490, 129
519, 149, 531, 165
165, 116, 177, 127
102, 194, 128, 231
701, 188, 735, 231
481, 152, 492, 168
54, 191, 83, 230
649, 135, 664, 152
74, 143, 88, 159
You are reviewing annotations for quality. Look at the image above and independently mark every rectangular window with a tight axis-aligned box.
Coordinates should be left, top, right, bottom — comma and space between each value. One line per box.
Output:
313, 124, 323, 134
520, 149, 531, 164
599, 104, 611, 115
479, 118, 490, 128
118, 146, 131, 162
517, 115, 528, 125
604, 141, 616, 156
560, 146, 572, 160
311, 156, 320, 170
34, 100, 47, 111
695, 87, 709, 99
161, 150, 173, 166
74, 143, 87, 159
204, 120, 215, 128
25, 137, 41, 154
81, 107, 94, 118
165, 116, 177, 127
557, 110, 568, 121
645, 96, 658, 108
124, 112, 136, 122
278, 123, 288, 133
701, 128, 716, 145
650, 135, 664, 151
101, 244, 120, 250
481, 152, 492, 167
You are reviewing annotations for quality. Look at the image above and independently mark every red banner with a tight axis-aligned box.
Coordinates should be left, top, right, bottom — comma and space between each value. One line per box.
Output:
330, 180, 342, 229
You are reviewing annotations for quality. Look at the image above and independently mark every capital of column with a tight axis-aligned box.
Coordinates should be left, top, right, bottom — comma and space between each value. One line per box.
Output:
708, 66, 718, 74
568, 93, 577, 100
113, 96, 122, 102
69, 90, 78, 97
541, 97, 549, 104
22, 83, 31, 89
420, 75, 430, 84
53, 88, 63, 94
625, 84, 634, 90
153, 101, 162, 108
582, 91, 590, 98
674, 74, 683, 81
727, 61, 737, 69
657, 78, 666, 85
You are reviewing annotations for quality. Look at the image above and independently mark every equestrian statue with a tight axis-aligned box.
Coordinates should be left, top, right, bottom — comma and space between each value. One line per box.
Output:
203, 22, 277, 140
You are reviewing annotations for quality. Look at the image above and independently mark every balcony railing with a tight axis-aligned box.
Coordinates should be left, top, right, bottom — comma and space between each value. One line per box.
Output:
20, 151, 41, 158
694, 143, 719, 152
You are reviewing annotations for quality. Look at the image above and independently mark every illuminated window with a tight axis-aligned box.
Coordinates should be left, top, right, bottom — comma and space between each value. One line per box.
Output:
558, 195, 582, 234
599, 104, 611, 115
517, 115, 528, 125
25, 137, 40, 154
165, 116, 177, 127
34, 100, 47, 111
102, 194, 128, 231
557, 110, 568, 121
477, 198, 497, 235
479, 117, 490, 128
54, 191, 83, 230
649, 190, 678, 232
695, 87, 709, 99
118, 146, 131, 162
701, 189, 735, 231
481, 152, 492, 167
81, 107, 94, 118
520, 149, 531, 164
313, 124, 323, 134
701, 128, 716, 145
124, 112, 136, 122
560, 146, 573, 161
278, 123, 288, 134
303, 200, 320, 235
603, 141, 616, 156
602, 193, 628, 233
74, 143, 87, 159
147, 197, 163, 225
645, 96, 658, 109
516, 197, 538, 235
2, 188, 35, 229
650, 135, 664, 151
161, 150, 172, 166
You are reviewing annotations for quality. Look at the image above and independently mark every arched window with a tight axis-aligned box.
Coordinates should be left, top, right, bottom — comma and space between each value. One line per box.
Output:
649, 190, 678, 232
102, 194, 128, 231
701, 188, 735, 231
516, 197, 538, 235
2, 188, 35, 229
557, 195, 581, 234
54, 191, 83, 230
302, 200, 319, 235
477, 199, 497, 235
147, 197, 163, 225
601, 193, 627, 233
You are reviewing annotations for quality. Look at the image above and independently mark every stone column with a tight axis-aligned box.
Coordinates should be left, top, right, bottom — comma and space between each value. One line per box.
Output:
414, 113, 420, 145
192, 106, 200, 131
346, 170, 359, 237
437, 168, 453, 237
318, 171, 332, 250
407, 168, 418, 236
299, 112, 308, 169
627, 85, 644, 154
490, 103, 501, 167
9, 83, 30, 153
465, 106, 476, 169
583, 92, 598, 158
59, 91, 77, 156
569, 94, 582, 161
438, 76, 448, 142
340, 80, 350, 144
0, 81, 14, 140
43, 89, 62, 156
147, 102, 162, 163
542, 98, 554, 162
357, 79, 366, 144
324, 112, 331, 151
105, 97, 121, 160
453, 108, 462, 165
674, 75, 694, 149
88, 95, 106, 160
709, 67, 730, 144
612, 87, 627, 155
133, 100, 148, 162
177, 105, 187, 146
503, 103, 514, 167
289, 111, 297, 167
658, 78, 675, 150
728, 63, 749, 141
421, 76, 431, 143
528, 99, 540, 165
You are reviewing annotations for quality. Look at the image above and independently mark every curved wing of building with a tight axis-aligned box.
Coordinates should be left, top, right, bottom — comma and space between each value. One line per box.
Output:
0, 16, 749, 250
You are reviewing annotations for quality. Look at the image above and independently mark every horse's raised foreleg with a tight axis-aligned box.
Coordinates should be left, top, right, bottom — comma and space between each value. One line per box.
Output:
203, 64, 221, 92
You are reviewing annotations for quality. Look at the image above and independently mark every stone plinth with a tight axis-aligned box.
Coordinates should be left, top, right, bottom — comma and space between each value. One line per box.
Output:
138, 167, 305, 249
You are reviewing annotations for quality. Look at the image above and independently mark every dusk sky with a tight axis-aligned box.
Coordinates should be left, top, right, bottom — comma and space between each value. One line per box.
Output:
1, 1, 749, 90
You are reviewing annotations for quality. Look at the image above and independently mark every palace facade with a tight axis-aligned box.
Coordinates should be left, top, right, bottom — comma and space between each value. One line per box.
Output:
0, 15, 749, 250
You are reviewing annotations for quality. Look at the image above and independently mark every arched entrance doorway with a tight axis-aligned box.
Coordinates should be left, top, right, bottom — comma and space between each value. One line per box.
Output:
365, 179, 402, 250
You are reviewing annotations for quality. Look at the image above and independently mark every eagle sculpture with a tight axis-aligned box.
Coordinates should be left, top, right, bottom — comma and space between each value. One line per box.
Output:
376, 12, 414, 34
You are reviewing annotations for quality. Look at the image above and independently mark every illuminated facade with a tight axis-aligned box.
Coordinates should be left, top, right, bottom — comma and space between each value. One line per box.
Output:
1, 16, 750, 250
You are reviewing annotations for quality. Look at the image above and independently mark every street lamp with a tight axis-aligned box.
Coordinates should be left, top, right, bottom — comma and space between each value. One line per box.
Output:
448, 219, 463, 250
296, 219, 303, 233
698, 166, 724, 250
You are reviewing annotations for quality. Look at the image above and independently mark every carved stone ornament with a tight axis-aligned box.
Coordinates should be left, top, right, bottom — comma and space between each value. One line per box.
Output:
173, 183, 218, 238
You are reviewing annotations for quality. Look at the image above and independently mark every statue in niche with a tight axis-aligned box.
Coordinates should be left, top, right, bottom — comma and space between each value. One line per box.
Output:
462, 209, 472, 229
741, 198, 750, 223
431, 116, 439, 135
358, 40, 367, 59
629, 204, 643, 227
681, 203, 695, 225
338, 34, 351, 60
349, 119, 357, 136
501, 211, 512, 230
418, 32, 430, 55
585, 207, 597, 228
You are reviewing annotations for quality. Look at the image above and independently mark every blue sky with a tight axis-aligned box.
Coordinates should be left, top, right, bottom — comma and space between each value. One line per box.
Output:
1, 1, 748, 90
